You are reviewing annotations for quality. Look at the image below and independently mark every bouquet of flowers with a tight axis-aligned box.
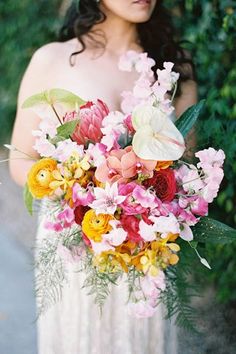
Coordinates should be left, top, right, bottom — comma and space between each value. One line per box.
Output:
10, 51, 233, 322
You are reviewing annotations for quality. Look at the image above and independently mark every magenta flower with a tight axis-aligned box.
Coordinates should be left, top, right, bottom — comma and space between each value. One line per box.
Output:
119, 182, 147, 215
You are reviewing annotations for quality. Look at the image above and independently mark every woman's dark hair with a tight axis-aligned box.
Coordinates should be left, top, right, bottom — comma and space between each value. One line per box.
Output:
59, 0, 196, 85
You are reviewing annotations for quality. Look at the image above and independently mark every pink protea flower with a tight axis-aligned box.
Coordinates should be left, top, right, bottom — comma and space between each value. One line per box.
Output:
63, 100, 109, 145
95, 146, 156, 183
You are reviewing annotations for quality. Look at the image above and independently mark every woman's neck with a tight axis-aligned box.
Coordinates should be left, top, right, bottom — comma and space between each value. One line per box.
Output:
85, 10, 142, 56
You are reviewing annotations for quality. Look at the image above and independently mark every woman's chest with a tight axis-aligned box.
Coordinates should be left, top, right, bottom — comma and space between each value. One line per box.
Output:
49, 54, 139, 111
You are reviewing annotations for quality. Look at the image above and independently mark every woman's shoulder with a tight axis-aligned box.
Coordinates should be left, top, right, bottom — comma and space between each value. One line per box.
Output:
30, 38, 79, 67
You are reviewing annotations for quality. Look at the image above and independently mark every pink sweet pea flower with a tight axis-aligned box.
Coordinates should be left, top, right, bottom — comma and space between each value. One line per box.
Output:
195, 148, 225, 170
57, 207, 75, 228
87, 143, 107, 167
182, 168, 204, 193
127, 301, 156, 318
90, 239, 114, 255
44, 220, 63, 232
150, 214, 180, 236
57, 244, 86, 264
179, 223, 193, 241
33, 136, 56, 157
178, 196, 208, 217
72, 183, 94, 207
135, 53, 156, 74
140, 276, 161, 300
119, 182, 148, 215
118, 50, 140, 71
132, 185, 157, 209
120, 90, 142, 114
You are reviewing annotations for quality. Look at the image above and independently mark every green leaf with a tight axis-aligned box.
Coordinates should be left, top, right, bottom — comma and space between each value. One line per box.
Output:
193, 217, 236, 244
56, 120, 79, 139
23, 183, 33, 216
22, 92, 47, 109
176, 99, 206, 137
49, 89, 86, 108
22, 88, 85, 110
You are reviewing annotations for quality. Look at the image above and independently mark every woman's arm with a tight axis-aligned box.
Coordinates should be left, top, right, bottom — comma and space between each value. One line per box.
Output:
9, 44, 56, 186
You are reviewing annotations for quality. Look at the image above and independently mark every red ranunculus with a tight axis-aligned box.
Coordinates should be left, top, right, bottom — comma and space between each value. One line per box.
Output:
120, 214, 142, 243
144, 168, 176, 202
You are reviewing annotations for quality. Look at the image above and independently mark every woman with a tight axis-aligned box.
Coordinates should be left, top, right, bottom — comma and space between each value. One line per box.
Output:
10, 0, 197, 353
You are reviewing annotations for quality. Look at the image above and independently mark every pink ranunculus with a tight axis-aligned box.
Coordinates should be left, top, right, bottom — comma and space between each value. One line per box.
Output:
64, 100, 109, 145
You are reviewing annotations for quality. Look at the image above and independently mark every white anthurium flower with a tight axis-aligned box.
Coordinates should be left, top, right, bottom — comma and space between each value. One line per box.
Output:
132, 105, 185, 161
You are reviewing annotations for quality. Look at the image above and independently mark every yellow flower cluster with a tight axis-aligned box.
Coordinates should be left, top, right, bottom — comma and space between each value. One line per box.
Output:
27, 152, 91, 200
90, 231, 181, 276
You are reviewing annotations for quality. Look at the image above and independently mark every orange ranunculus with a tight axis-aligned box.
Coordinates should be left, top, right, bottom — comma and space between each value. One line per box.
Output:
27, 158, 57, 198
82, 210, 114, 242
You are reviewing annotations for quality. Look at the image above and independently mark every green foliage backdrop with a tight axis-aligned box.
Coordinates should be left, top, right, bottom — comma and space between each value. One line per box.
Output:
166, 0, 236, 303
0, 0, 61, 143
1, 0, 236, 303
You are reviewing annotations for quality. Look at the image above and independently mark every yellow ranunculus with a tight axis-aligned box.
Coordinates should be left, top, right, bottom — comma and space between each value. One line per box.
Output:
27, 158, 57, 198
82, 210, 114, 242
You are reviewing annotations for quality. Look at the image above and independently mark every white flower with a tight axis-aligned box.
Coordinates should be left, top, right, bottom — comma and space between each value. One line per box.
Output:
103, 220, 127, 246
150, 214, 180, 236
132, 105, 185, 161
139, 220, 156, 242
89, 182, 126, 215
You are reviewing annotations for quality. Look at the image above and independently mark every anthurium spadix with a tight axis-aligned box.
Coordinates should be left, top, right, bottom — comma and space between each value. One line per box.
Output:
132, 105, 186, 161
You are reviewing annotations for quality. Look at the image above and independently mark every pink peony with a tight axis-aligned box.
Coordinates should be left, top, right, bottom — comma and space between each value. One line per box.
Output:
63, 100, 109, 145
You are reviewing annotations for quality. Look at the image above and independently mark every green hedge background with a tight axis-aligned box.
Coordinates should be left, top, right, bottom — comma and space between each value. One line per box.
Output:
1, 0, 236, 303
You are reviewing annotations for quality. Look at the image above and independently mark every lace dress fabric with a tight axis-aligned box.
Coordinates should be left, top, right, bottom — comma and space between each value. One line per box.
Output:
36, 216, 178, 354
